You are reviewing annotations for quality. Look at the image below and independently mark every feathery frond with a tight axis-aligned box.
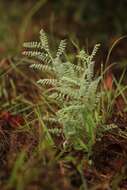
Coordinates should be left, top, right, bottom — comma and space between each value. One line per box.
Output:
90, 43, 100, 61
30, 64, 53, 72
56, 40, 66, 59
23, 41, 42, 49
37, 79, 57, 86
40, 29, 49, 51
22, 51, 52, 64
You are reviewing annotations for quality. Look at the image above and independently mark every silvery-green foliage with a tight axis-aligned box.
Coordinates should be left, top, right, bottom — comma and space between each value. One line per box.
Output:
23, 29, 101, 152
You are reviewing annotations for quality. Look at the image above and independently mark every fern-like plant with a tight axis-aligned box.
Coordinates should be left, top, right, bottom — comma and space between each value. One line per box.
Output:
23, 29, 101, 154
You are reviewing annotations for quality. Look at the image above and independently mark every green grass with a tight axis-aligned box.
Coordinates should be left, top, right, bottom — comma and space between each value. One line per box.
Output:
0, 25, 127, 190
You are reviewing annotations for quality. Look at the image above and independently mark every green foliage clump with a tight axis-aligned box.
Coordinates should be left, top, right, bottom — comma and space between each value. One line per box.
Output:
23, 29, 101, 153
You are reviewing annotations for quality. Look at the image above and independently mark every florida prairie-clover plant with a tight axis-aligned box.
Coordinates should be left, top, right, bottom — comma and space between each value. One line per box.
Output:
23, 29, 101, 153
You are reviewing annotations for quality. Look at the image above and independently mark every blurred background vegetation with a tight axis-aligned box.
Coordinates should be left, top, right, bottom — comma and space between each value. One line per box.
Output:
0, 0, 127, 60
0, 2, 127, 190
